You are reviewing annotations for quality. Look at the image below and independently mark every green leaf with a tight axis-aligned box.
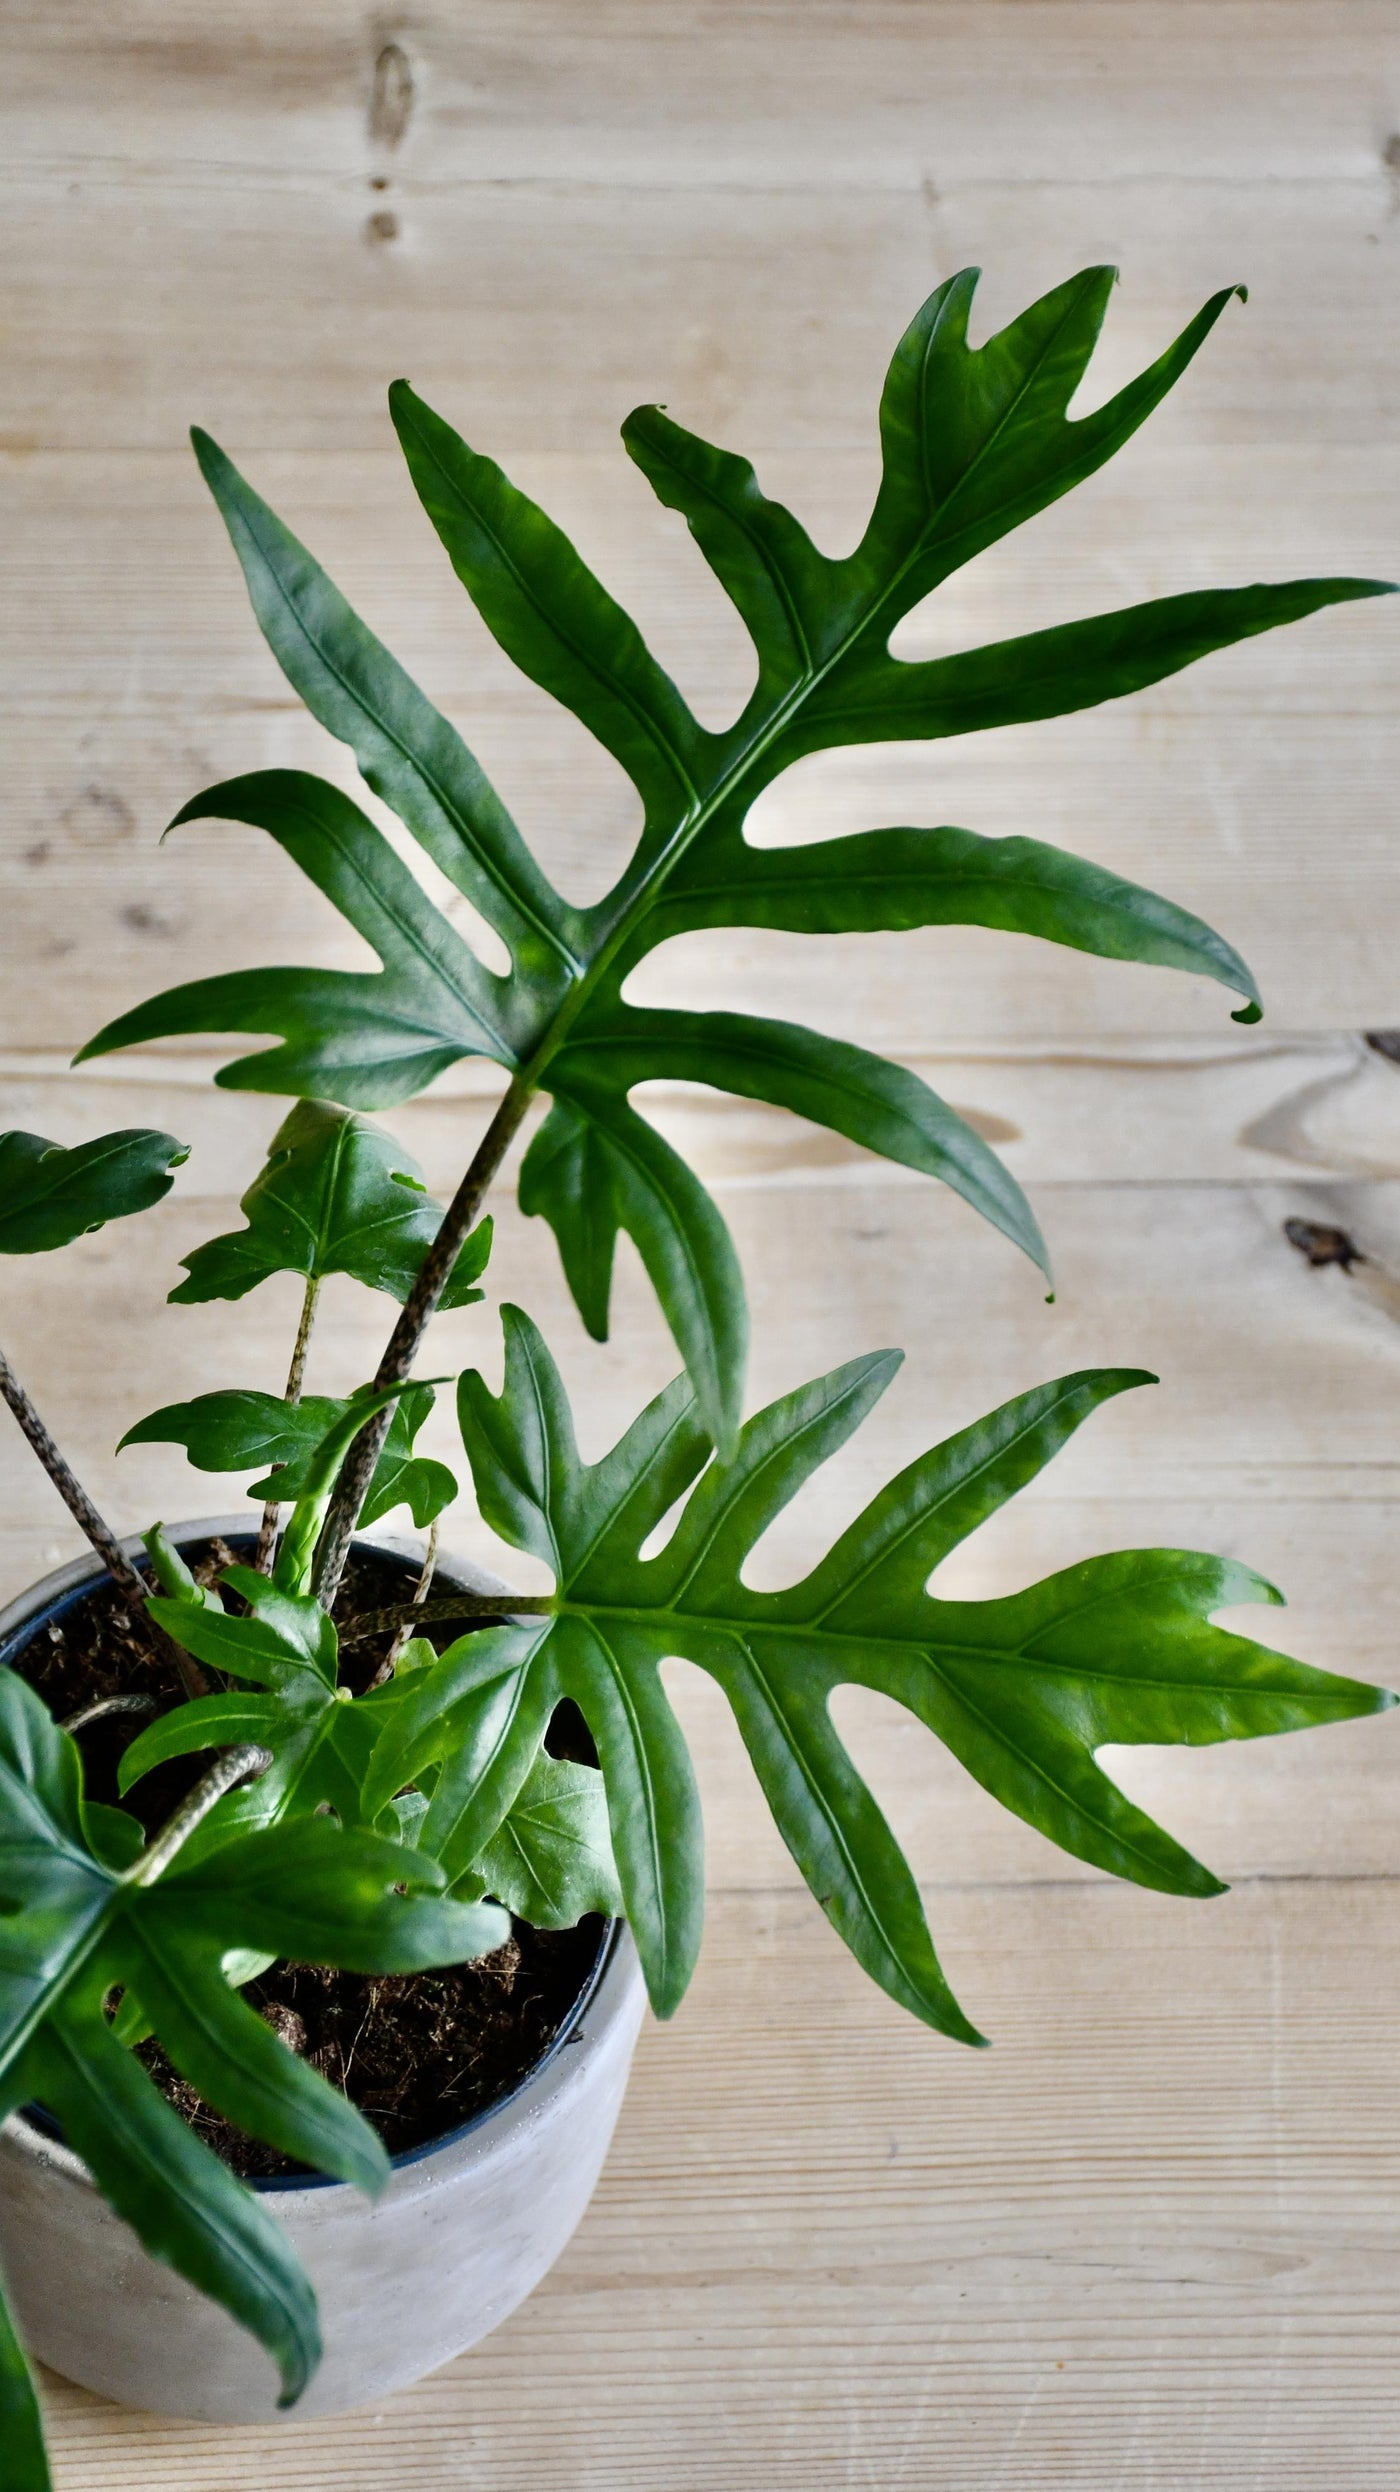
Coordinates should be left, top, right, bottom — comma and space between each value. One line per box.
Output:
0, 2263, 48, 2492
368, 1624, 560, 1881
125, 1556, 362, 1844
654, 821, 1257, 1003
783, 580, 1383, 789
389, 379, 706, 830
0, 1129, 188, 1255
25, 2003, 323, 2406
79, 270, 1394, 1419
519, 1088, 748, 1448
164, 1814, 507, 1973
545, 1007, 1050, 1280
120, 1920, 386, 2192
185, 429, 581, 987
144, 1556, 338, 1691
458, 1752, 622, 1927
0, 1668, 507, 2408
172, 1099, 491, 1308
121, 1380, 457, 1536
377, 1307, 1391, 2037
267, 1380, 446, 1594
119, 1691, 294, 1790
124, 1561, 446, 1863
78, 772, 520, 1103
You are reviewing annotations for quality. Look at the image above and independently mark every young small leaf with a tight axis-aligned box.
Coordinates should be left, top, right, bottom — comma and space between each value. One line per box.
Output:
457, 1752, 622, 1927
122, 1382, 458, 1535
0, 1129, 187, 1255
172, 1100, 491, 1308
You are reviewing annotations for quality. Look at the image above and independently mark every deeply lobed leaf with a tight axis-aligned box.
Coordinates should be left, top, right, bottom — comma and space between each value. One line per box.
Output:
365, 1311, 1391, 2040
76, 270, 1393, 1438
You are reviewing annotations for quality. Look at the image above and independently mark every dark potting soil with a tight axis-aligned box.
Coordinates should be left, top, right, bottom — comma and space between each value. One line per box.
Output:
6, 1538, 608, 2176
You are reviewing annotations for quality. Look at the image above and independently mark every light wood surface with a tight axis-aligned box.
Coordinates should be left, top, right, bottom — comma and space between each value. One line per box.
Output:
2, 5, 1399, 2483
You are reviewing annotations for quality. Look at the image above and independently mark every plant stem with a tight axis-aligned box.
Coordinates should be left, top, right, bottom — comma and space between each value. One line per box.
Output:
125, 1743, 273, 1886
312, 1076, 533, 1606
0, 1344, 160, 1625
61, 1693, 157, 1734
367, 1518, 441, 1688
341, 1587, 549, 1644
254, 1272, 322, 1575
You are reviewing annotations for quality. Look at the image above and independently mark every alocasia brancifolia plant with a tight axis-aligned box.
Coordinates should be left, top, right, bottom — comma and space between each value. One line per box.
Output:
0, 265, 1392, 2481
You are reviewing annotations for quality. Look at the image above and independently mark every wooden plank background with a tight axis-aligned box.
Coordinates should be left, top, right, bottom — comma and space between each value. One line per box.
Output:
2, 3, 1399, 2482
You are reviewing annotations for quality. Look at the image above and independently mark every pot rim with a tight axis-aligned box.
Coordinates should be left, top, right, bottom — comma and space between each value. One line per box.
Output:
0, 1515, 631, 2196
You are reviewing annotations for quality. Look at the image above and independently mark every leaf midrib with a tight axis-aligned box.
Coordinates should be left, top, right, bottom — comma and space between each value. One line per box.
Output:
237, 481, 580, 980
317, 809, 510, 1061
725, 1629, 943, 2013
803, 1381, 1116, 1627
398, 398, 704, 820
545, 1591, 1279, 1704
633, 420, 814, 674
518, 293, 1095, 1085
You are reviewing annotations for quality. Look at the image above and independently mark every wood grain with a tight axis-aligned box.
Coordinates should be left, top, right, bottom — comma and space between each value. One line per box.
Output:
1, 4, 1397, 2485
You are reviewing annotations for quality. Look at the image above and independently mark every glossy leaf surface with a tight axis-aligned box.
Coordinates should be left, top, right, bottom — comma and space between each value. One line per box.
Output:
121, 1380, 457, 1532
172, 1100, 491, 1307
451, 1752, 622, 1928
79, 270, 1393, 1440
121, 1551, 414, 1844
0, 1129, 188, 1256
364, 1309, 1391, 2037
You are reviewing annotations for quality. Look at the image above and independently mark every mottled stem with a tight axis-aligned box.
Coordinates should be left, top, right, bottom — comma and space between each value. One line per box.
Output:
313, 1078, 533, 1607
342, 1588, 549, 1645
0, 1345, 185, 1682
254, 1272, 322, 1576
125, 1743, 273, 1886
365, 1519, 442, 1690
61, 1693, 158, 1735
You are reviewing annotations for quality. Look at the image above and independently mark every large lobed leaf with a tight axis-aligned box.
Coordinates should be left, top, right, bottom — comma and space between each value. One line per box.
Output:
172, 1099, 491, 1308
0, 1129, 188, 1256
0, 1663, 507, 2459
77, 270, 1393, 1444
362, 1309, 1392, 2039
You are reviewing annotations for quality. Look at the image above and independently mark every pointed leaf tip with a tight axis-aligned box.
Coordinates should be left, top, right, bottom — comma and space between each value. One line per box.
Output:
1232, 999, 1264, 1025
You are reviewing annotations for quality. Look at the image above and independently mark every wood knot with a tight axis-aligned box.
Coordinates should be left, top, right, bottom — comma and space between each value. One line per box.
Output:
1283, 1217, 1365, 1271
369, 42, 414, 149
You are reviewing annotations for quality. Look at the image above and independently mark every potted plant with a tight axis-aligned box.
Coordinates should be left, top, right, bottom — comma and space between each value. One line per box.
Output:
0, 265, 1391, 2480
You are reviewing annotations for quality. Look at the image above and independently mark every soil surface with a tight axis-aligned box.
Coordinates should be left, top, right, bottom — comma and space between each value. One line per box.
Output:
5, 1536, 608, 2174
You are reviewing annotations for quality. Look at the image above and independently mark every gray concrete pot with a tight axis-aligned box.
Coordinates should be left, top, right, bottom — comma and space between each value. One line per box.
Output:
0, 1521, 647, 2423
